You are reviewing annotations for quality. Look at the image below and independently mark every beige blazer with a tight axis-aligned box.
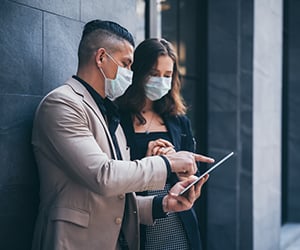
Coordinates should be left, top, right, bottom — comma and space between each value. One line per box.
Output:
31, 78, 168, 250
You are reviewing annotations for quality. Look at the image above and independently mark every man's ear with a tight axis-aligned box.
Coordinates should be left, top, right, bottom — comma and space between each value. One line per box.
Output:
96, 48, 106, 66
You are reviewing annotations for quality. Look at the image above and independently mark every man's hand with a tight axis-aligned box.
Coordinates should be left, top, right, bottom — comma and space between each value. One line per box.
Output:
162, 175, 209, 213
165, 151, 214, 177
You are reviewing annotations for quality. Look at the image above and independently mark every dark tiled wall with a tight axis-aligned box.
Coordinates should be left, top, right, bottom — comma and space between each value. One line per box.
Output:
0, 1, 139, 249
206, 0, 253, 249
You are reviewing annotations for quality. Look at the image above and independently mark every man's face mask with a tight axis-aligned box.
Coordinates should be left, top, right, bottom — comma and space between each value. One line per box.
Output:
144, 76, 172, 101
99, 52, 133, 101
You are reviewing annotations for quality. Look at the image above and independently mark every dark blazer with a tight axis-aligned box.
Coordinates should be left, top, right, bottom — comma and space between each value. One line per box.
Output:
120, 112, 202, 250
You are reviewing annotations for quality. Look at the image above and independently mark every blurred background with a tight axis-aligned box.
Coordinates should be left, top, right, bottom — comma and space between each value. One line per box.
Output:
0, 0, 299, 249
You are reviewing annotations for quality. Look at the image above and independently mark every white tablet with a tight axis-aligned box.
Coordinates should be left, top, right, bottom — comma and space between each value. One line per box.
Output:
179, 151, 234, 195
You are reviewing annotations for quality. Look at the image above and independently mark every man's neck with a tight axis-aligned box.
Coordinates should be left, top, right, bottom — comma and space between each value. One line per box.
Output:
77, 67, 105, 98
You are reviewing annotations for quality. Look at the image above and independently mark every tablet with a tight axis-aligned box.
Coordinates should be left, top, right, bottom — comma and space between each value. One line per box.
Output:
179, 151, 234, 195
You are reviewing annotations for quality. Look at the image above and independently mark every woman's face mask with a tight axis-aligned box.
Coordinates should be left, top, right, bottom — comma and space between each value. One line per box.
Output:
144, 76, 172, 101
99, 52, 133, 101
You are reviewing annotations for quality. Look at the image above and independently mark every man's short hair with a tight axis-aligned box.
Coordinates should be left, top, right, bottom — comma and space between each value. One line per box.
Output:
78, 20, 135, 66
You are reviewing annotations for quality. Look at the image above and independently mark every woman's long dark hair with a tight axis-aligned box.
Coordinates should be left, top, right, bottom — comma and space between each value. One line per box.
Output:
117, 38, 186, 124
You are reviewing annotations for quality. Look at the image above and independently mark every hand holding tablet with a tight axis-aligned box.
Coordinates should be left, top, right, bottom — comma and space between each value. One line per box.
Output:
179, 151, 234, 195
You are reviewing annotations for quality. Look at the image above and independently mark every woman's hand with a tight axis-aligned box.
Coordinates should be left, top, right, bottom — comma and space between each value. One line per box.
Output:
146, 138, 176, 156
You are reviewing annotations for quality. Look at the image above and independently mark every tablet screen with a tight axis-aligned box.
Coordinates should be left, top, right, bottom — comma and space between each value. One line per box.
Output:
179, 151, 234, 195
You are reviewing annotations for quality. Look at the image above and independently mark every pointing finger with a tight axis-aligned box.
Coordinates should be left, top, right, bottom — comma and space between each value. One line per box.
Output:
193, 153, 214, 163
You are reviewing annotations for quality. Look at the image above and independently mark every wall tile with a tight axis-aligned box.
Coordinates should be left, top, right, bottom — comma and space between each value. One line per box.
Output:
0, 94, 41, 185
287, 141, 300, 221
240, 110, 253, 171
208, 74, 237, 112
0, 186, 39, 250
206, 150, 237, 190
0, 93, 40, 249
208, 111, 237, 150
288, 49, 300, 81
80, 0, 138, 40
0, 0, 42, 95
287, 79, 300, 221
13, 0, 80, 20
207, 185, 238, 250
43, 13, 83, 94
240, 72, 253, 112
240, 39, 254, 73
288, 0, 300, 39
208, 0, 238, 75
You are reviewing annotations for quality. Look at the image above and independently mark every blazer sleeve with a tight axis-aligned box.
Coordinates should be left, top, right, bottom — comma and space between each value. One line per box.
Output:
136, 195, 156, 225
32, 90, 167, 197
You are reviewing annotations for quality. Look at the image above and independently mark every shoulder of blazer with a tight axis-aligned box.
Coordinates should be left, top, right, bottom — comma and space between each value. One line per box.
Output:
63, 77, 107, 125
164, 115, 193, 150
164, 115, 191, 132
41, 77, 92, 107
63, 77, 118, 158
65, 77, 90, 98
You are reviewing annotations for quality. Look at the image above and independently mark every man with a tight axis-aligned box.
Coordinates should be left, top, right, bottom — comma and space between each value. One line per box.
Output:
31, 20, 214, 250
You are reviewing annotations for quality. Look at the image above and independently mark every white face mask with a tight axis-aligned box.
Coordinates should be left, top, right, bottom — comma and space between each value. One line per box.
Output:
99, 52, 133, 101
145, 76, 172, 101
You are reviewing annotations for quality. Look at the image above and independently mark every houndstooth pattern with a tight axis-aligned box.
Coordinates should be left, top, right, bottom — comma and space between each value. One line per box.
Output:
144, 184, 190, 250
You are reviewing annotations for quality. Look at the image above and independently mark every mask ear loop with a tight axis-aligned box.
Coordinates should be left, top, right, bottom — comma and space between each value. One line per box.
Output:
105, 52, 120, 67
98, 66, 107, 79
98, 51, 112, 79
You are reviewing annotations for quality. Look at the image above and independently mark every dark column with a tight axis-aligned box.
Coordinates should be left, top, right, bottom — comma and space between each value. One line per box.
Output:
203, 1, 254, 249
284, 0, 300, 223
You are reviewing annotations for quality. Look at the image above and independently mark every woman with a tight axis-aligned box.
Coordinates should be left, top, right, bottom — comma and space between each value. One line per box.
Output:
117, 38, 202, 250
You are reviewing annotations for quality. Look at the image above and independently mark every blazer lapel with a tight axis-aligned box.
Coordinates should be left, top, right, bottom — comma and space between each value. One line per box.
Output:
164, 116, 182, 151
65, 78, 117, 158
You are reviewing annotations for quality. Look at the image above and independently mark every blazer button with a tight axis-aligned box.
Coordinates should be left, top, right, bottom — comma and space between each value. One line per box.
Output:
115, 217, 122, 225
118, 194, 125, 200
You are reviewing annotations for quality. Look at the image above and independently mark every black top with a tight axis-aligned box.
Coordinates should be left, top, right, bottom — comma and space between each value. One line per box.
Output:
131, 131, 172, 160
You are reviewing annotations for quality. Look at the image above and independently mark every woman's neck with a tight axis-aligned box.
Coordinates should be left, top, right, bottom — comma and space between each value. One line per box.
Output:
141, 99, 153, 113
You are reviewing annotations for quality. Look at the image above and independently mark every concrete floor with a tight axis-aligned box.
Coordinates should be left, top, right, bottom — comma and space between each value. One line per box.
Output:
281, 223, 300, 250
